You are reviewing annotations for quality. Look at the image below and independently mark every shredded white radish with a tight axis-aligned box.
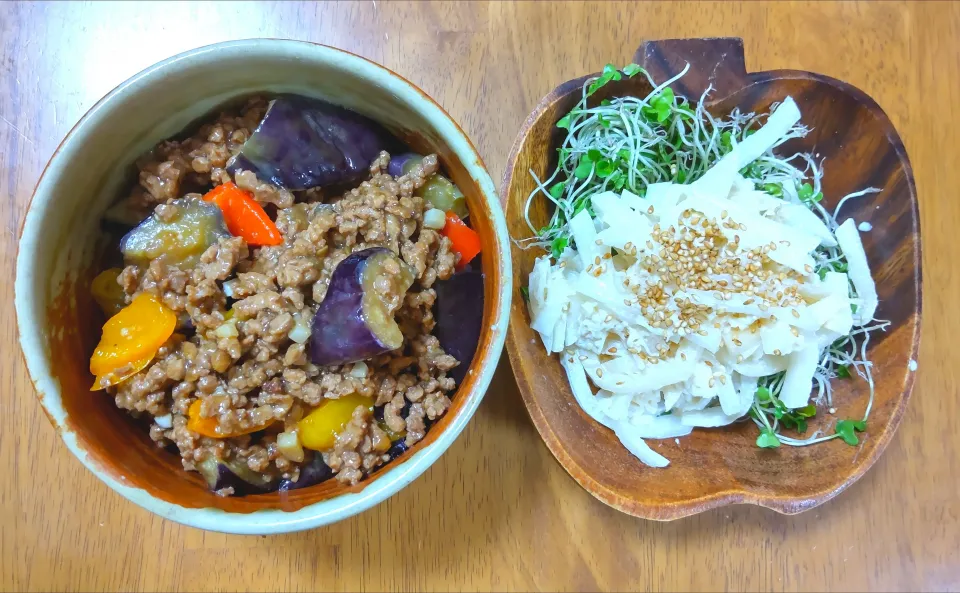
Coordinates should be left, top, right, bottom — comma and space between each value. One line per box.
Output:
527, 95, 880, 467
836, 218, 878, 323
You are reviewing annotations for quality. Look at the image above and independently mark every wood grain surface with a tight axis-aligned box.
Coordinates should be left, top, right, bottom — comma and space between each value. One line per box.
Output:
1, 2, 957, 591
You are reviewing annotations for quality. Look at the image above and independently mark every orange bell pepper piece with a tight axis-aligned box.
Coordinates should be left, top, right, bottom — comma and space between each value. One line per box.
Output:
203, 183, 283, 246
89, 293, 176, 377
441, 212, 481, 270
187, 399, 276, 439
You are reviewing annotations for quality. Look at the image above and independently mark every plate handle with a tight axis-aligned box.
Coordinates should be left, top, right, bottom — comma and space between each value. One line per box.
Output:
634, 37, 748, 99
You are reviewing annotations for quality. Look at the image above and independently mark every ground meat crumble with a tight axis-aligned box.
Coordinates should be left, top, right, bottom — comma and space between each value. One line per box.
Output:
105, 98, 462, 491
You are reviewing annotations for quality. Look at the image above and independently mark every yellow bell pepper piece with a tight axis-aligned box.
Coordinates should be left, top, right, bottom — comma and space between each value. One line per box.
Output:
91, 268, 127, 316
89, 293, 176, 377
90, 354, 153, 391
298, 393, 374, 451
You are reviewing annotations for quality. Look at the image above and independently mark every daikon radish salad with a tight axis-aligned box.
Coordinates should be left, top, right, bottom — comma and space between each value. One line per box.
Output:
519, 64, 888, 467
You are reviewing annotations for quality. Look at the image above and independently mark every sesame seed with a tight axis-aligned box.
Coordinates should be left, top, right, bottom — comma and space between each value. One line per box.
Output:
791, 309, 800, 318
737, 355, 744, 363
773, 349, 782, 356
680, 352, 687, 361
608, 347, 618, 354
596, 368, 604, 378
791, 327, 800, 337
708, 378, 715, 388
594, 256, 601, 265
595, 239, 603, 245
705, 360, 714, 367
624, 242, 633, 251
733, 338, 742, 346
719, 375, 726, 385
579, 355, 588, 361
647, 206, 655, 215
624, 299, 632, 306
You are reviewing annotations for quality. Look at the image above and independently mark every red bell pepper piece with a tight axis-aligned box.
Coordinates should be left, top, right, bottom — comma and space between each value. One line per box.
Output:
441, 212, 481, 270
203, 183, 283, 246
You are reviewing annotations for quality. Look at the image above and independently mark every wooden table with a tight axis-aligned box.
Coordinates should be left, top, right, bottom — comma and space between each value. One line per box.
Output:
2, 2, 957, 591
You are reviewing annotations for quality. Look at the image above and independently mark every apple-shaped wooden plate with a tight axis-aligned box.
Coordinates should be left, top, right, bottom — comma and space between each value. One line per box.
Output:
501, 38, 921, 519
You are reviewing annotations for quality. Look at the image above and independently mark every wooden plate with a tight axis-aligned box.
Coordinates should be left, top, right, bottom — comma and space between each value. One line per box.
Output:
501, 38, 922, 519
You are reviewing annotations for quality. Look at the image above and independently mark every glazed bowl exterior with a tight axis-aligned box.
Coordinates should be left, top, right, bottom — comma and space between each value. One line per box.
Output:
15, 39, 510, 534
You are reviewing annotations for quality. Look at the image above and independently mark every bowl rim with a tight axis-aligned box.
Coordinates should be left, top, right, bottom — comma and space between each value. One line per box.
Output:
501, 62, 922, 520
15, 38, 512, 534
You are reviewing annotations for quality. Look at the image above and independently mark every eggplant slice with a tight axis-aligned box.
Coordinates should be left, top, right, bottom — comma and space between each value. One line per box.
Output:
227, 95, 385, 190
310, 248, 415, 366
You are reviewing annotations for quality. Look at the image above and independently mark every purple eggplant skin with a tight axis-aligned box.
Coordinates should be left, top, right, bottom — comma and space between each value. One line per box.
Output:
278, 454, 334, 492
227, 95, 385, 190
196, 457, 278, 496
387, 153, 423, 177
309, 247, 414, 366
432, 268, 484, 384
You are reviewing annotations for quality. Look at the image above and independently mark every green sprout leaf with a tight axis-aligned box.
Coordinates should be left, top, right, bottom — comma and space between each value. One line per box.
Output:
598, 114, 611, 128
756, 430, 781, 449
587, 64, 623, 96
796, 404, 817, 418
617, 148, 632, 162
600, 99, 612, 106
548, 182, 566, 200
574, 157, 594, 179
836, 365, 852, 379
835, 419, 866, 445
851, 303, 858, 313
556, 113, 572, 130
818, 268, 829, 280
794, 417, 808, 434
832, 261, 848, 273
622, 63, 643, 77
572, 198, 592, 216
755, 386, 772, 402
720, 131, 733, 153
519, 286, 530, 302
612, 170, 627, 190
797, 182, 814, 200
596, 159, 615, 179
550, 236, 569, 259
763, 183, 783, 197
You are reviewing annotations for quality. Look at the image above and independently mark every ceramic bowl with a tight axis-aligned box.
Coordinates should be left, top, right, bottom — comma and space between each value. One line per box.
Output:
502, 38, 921, 519
15, 39, 510, 534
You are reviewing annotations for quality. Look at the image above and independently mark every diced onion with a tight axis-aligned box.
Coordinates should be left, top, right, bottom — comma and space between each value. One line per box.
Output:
350, 361, 369, 378
155, 414, 173, 429
277, 430, 305, 462
288, 314, 311, 344
423, 208, 447, 229
214, 319, 238, 338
